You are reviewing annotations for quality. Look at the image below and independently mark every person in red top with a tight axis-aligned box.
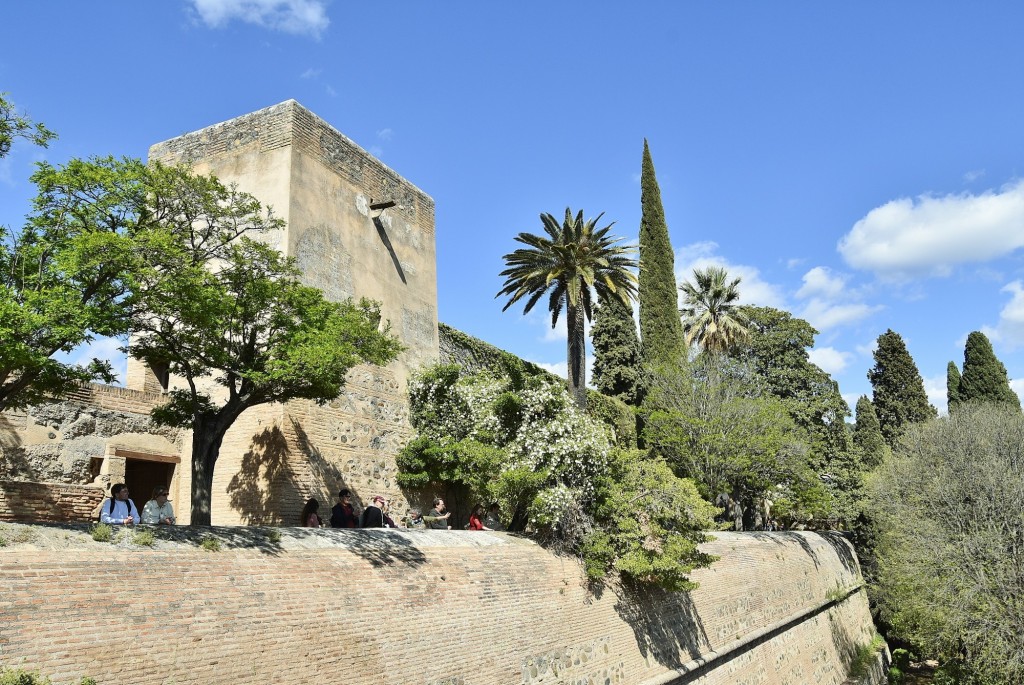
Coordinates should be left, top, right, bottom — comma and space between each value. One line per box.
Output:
468, 504, 492, 531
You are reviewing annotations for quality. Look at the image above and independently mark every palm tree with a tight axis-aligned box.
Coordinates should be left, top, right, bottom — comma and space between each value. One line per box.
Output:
498, 208, 638, 409
679, 266, 749, 354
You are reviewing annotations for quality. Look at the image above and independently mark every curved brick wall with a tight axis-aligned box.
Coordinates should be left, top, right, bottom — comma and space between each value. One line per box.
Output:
0, 528, 882, 685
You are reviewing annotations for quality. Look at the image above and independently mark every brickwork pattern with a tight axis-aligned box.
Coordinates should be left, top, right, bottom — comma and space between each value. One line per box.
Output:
0, 531, 880, 685
0, 481, 104, 522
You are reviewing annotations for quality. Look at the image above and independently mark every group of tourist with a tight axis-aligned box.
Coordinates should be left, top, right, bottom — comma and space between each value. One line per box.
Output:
301, 490, 505, 531
98, 483, 175, 526
98, 482, 505, 532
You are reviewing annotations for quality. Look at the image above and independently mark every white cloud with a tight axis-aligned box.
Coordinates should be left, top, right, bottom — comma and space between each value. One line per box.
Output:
541, 315, 567, 342
530, 361, 566, 378
855, 339, 878, 358
786, 257, 805, 270
1010, 379, 1024, 407
839, 179, 1024, 279
983, 280, 1024, 350
964, 169, 985, 183
796, 266, 846, 300
376, 128, 393, 141
189, 0, 329, 38
300, 67, 321, 79
675, 241, 786, 309
922, 373, 948, 417
799, 300, 882, 331
807, 346, 851, 375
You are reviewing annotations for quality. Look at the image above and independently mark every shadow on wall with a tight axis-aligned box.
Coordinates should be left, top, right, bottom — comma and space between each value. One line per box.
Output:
614, 579, 711, 670
747, 531, 861, 576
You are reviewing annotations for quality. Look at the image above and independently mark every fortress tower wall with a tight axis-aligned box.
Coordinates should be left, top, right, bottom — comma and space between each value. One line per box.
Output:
119, 101, 438, 525
0, 529, 884, 685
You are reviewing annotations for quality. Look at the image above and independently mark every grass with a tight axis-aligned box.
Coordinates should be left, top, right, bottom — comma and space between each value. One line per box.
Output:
849, 634, 887, 679
89, 523, 113, 542
199, 535, 221, 552
265, 528, 281, 544
0, 525, 36, 546
131, 529, 156, 547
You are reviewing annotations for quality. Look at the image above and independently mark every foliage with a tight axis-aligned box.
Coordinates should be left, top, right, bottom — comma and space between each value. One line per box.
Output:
0, 156, 146, 410
131, 529, 155, 547
638, 139, 686, 366
265, 528, 282, 544
438, 322, 552, 379
956, 331, 1020, 410
89, 523, 113, 542
679, 266, 750, 353
848, 634, 887, 679
867, 329, 936, 449
867, 404, 1024, 684
582, 449, 718, 591
584, 390, 637, 448
497, 207, 638, 409
0, 92, 56, 158
642, 353, 830, 529
852, 396, 889, 469
199, 536, 221, 552
400, 364, 716, 589
591, 292, 644, 406
946, 361, 962, 412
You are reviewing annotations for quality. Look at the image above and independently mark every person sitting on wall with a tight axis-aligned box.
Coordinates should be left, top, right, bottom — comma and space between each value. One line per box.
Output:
141, 486, 175, 525
483, 502, 505, 532
360, 495, 386, 528
330, 489, 359, 528
425, 497, 452, 530
406, 508, 426, 529
301, 498, 323, 527
468, 504, 492, 531
99, 483, 140, 526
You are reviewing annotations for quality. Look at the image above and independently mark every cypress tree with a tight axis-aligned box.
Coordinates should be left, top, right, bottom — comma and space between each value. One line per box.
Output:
591, 293, 643, 406
852, 395, 888, 468
867, 329, 936, 448
946, 361, 962, 413
958, 331, 1021, 410
638, 139, 685, 366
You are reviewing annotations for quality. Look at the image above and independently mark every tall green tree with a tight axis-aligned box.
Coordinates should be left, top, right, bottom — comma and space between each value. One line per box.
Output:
497, 208, 638, 409
679, 266, 750, 354
852, 396, 888, 469
591, 292, 643, 406
958, 331, 1021, 410
1, 157, 145, 411
867, 329, 936, 448
0, 92, 55, 158
638, 140, 685, 366
946, 361, 962, 413
128, 165, 403, 525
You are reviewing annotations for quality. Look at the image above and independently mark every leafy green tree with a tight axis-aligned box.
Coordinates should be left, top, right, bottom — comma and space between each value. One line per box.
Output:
0, 157, 148, 411
125, 165, 402, 525
591, 292, 643, 406
867, 404, 1024, 684
867, 329, 936, 448
958, 331, 1021, 410
638, 140, 685, 367
852, 396, 888, 469
679, 266, 750, 354
946, 361, 962, 413
0, 92, 55, 158
497, 208, 638, 409
642, 354, 827, 529
581, 449, 718, 591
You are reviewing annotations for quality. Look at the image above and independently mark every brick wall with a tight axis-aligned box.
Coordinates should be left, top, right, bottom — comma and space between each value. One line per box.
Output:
0, 481, 104, 522
0, 530, 883, 685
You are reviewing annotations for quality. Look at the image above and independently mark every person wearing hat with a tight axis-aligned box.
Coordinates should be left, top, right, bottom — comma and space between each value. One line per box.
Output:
360, 495, 386, 528
141, 486, 175, 525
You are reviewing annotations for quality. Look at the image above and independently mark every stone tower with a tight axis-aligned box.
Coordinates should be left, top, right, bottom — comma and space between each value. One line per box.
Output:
126, 100, 438, 524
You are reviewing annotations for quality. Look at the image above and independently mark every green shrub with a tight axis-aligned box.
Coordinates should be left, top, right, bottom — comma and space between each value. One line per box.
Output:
200, 535, 221, 552
887, 666, 904, 684
891, 648, 913, 672
0, 668, 50, 684
131, 529, 156, 547
90, 523, 113, 542
266, 528, 281, 543
849, 635, 886, 679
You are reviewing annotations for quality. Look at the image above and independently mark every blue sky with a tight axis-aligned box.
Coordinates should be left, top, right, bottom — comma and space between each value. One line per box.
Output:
3, 1, 1024, 416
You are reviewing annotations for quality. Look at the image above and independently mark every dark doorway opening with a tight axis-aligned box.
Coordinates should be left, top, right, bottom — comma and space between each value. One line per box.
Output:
124, 458, 175, 513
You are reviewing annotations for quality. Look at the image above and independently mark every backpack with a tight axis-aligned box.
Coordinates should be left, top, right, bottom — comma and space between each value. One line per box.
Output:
99, 497, 135, 522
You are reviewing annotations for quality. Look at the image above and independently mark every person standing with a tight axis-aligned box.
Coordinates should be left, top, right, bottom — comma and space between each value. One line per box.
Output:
141, 486, 175, 525
99, 483, 140, 526
361, 495, 385, 528
425, 497, 452, 530
330, 489, 359, 528
468, 504, 491, 531
301, 498, 323, 527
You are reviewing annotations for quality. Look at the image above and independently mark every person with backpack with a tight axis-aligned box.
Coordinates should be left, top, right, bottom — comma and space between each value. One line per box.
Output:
99, 483, 140, 525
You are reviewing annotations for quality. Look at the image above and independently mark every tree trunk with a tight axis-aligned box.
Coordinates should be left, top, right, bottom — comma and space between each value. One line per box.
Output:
567, 302, 587, 410
189, 413, 233, 526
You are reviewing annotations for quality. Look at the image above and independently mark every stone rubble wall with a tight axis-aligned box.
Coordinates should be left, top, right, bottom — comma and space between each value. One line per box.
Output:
0, 529, 883, 685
